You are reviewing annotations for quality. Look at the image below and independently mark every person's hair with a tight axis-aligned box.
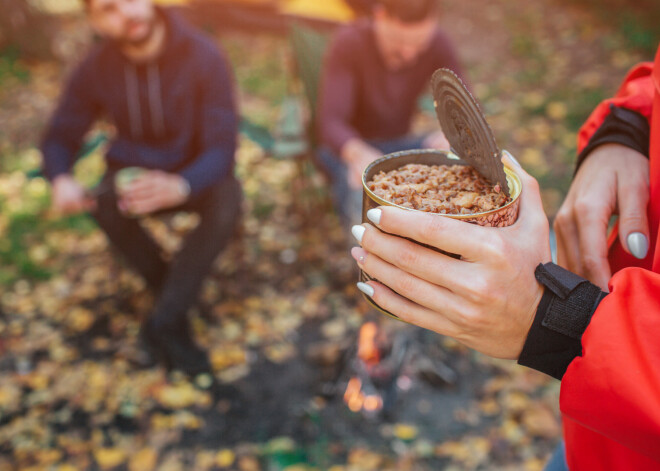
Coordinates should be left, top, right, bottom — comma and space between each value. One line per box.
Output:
378, 0, 438, 23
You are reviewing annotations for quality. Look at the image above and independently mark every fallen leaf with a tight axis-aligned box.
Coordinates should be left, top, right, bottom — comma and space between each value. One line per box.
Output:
128, 449, 157, 471
94, 448, 126, 470
216, 449, 236, 468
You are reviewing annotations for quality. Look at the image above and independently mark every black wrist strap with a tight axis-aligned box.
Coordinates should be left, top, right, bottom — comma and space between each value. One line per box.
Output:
518, 263, 608, 380
575, 104, 650, 173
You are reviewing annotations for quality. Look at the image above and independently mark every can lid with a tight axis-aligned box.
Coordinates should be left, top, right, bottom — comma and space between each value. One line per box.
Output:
431, 69, 510, 197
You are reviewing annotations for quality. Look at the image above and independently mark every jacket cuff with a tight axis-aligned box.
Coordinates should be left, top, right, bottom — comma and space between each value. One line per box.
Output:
576, 104, 650, 172
517, 263, 607, 380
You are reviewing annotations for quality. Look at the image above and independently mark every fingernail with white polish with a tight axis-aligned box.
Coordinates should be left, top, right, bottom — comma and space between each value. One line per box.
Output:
357, 282, 374, 297
502, 150, 522, 168
627, 232, 648, 259
351, 225, 365, 244
351, 247, 367, 266
366, 208, 382, 225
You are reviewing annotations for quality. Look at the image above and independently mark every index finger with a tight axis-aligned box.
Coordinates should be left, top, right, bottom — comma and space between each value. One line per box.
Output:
373, 206, 491, 260
576, 208, 611, 290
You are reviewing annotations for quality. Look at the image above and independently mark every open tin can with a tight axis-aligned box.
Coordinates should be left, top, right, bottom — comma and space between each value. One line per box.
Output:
359, 150, 521, 319
358, 69, 522, 320
114, 166, 147, 218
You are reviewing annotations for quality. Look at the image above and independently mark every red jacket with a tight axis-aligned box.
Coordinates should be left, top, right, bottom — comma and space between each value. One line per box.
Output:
561, 45, 660, 469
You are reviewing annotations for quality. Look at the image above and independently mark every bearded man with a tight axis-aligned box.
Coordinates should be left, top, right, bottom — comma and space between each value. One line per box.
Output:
41, 0, 242, 376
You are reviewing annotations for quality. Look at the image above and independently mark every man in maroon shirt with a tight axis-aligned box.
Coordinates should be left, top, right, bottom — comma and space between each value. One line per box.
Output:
317, 0, 465, 224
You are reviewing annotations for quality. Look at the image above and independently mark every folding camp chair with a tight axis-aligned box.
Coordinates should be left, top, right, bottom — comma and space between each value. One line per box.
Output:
275, 22, 332, 219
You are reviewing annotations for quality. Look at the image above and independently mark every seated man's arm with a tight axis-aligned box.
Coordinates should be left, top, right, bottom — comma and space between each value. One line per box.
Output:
318, 34, 381, 189
41, 58, 100, 213
178, 47, 237, 197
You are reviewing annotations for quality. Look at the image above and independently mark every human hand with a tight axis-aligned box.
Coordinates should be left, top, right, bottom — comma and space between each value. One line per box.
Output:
341, 138, 383, 189
52, 174, 95, 214
119, 170, 190, 215
351, 155, 551, 359
422, 130, 450, 150
553, 144, 649, 291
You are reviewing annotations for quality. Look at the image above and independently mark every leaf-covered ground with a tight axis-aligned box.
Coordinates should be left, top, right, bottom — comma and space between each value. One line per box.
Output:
0, 0, 653, 469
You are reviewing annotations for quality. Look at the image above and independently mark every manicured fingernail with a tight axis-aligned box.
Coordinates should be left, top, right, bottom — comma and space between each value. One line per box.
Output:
351, 225, 365, 244
351, 247, 367, 266
357, 282, 374, 297
502, 150, 521, 168
366, 208, 382, 225
627, 232, 648, 259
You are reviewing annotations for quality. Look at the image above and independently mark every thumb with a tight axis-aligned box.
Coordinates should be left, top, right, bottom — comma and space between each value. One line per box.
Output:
617, 182, 650, 260
501, 150, 546, 226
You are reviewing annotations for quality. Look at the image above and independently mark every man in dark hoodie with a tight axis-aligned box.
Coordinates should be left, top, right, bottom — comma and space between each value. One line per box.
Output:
41, 0, 242, 376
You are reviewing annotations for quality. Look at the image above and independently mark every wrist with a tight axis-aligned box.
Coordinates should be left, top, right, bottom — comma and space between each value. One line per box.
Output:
576, 105, 650, 173
517, 263, 608, 379
341, 138, 372, 164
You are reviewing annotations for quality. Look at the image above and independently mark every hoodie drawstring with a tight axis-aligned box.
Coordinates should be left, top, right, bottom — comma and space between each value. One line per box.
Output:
125, 64, 143, 139
148, 63, 165, 137
125, 63, 166, 139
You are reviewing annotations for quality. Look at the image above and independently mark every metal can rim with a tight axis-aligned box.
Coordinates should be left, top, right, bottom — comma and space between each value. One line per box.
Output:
361, 149, 522, 219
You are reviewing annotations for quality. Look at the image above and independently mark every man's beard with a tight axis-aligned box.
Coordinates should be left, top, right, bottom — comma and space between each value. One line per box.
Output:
120, 18, 157, 48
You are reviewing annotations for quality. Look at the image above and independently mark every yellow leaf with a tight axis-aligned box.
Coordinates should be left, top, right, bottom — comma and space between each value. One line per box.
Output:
67, 307, 95, 333
393, 423, 418, 441
36, 449, 62, 464
0, 384, 21, 409
520, 148, 546, 171
521, 91, 545, 109
546, 102, 567, 120
216, 449, 235, 468
264, 343, 296, 364
217, 364, 250, 383
522, 406, 561, 438
210, 346, 247, 371
129, 449, 157, 471
155, 383, 202, 409
57, 465, 79, 471
238, 455, 260, 471
347, 448, 383, 469
477, 397, 500, 416
435, 441, 470, 460
524, 457, 545, 471
94, 448, 126, 470
194, 451, 216, 470
502, 390, 530, 412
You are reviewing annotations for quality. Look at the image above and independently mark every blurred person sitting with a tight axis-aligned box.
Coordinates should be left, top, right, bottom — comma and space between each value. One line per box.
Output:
40, 0, 242, 377
317, 0, 465, 225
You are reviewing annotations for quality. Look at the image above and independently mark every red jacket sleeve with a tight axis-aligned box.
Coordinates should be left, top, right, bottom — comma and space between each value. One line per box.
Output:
577, 62, 655, 154
560, 267, 660, 461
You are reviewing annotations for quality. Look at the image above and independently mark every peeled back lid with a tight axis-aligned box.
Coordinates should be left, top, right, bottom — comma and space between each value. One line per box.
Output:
431, 68, 510, 197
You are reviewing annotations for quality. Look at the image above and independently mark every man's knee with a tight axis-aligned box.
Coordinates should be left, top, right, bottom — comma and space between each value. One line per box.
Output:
90, 181, 123, 225
196, 176, 243, 227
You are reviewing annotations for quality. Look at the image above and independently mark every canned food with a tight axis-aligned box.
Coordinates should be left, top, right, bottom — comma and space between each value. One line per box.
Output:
114, 167, 147, 217
360, 149, 521, 319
